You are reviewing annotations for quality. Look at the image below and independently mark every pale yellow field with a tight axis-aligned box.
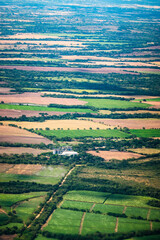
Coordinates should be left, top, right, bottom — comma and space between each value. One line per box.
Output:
3, 119, 108, 130
128, 148, 160, 155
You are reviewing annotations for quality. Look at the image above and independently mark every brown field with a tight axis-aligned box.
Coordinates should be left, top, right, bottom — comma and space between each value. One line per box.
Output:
3, 119, 108, 130
87, 150, 142, 161
0, 125, 52, 144
0, 92, 86, 105
71, 61, 155, 67
0, 147, 52, 155
0, 109, 68, 118
1, 33, 58, 39
88, 118, 160, 129
0, 66, 140, 74
128, 148, 160, 155
0, 163, 14, 173
0, 88, 13, 93
0, 163, 42, 175
148, 101, 160, 109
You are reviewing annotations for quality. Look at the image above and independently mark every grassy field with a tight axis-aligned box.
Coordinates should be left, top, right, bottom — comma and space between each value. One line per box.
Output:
0, 222, 23, 230
43, 209, 83, 235
63, 190, 111, 203
61, 200, 93, 212
127, 235, 160, 240
150, 209, 160, 221
0, 165, 68, 185
0, 192, 46, 211
82, 212, 116, 235
105, 194, 158, 208
35, 235, 58, 240
16, 196, 45, 223
0, 212, 9, 225
128, 148, 160, 155
125, 207, 148, 219
36, 129, 130, 139
93, 204, 124, 214
0, 103, 94, 113
118, 218, 150, 232
130, 129, 160, 138
80, 99, 150, 109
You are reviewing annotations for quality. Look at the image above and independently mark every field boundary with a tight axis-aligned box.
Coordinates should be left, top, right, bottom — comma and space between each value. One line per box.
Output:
115, 217, 119, 233
79, 212, 86, 235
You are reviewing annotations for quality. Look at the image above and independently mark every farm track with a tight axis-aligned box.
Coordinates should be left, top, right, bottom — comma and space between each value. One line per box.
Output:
150, 221, 153, 231
0, 209, 7, 215
28, 166, 75, 229
147, 209, 151, 220
123, 206, 127, 214
79, 212, 86, 235
115, 217, 119, 233
89, 203, 95, 212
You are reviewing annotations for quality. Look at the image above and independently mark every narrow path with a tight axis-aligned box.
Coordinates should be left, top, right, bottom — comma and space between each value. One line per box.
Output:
0, 209, 7, 215
29, 166, 75, 229
150, 221, 153, 231
89, 203, 95, 212
147, 209, 151, 220
123, 206, 127, 214
42, 209, 55, 230
115, 218, 119, 233
79, 212, 86, 235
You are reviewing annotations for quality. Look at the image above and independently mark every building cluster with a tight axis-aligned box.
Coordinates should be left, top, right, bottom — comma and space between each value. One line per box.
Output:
53, 146, 78, 157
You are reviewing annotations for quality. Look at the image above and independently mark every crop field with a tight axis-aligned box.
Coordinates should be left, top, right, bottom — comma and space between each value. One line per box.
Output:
0, 125, 52, 144
4, 119, 108, 130
88, 118, 160, 129
128, 148, 160, 155
0, 192, 46, 211
63, 190, 111, 203
0, 147, 52, 155
93, 204, 124, 214
61, 200, 93, 212
125, 207, 148, 219
80, 99, 150, 109
16, 196, 45, 223
0, 92, 86, 106
104, 194, 157, 208
81, 212, 116, 235
43, 209, 83, 235
0, 164, 68, 185
35, 129, 130, 139
118, 218, 150, 233
0, 103, 94, 113
0, 212, 9, 225
150, 209, 160, 221
130, 129, 160, 138
87, 151, 142, 161
0, 223, 23, 230
35, 235, 58, 240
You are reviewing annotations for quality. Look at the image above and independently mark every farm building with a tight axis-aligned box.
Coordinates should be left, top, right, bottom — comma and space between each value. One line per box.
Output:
53, 146, 78, 156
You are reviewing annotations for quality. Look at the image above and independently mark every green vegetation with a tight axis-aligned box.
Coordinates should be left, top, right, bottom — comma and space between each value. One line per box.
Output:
0, 213, 9, 226
0, 222, 23, 230
118, 218, 150, 232
150, 209, 160, 221
36, 129, 130, 139
130, 129, 160, 138
43, 209, 83, 235
0, 103, 94, 113
93, 204, 124, 215
63, 190, 111, 203
125, 207, 148, 219
0, 192, 46, 211
105, 194, 159, 208
80, 99, 150, 109
16, 196, 45, 223
82, 212, 116, 235
61, 200, 93, 212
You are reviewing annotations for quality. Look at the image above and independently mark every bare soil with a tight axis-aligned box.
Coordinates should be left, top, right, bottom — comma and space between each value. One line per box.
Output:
0, 235, 17, 240
0, 88, 13, 93
87, 150, 143, 161
0, 147, 52, 155
90, 118, 160, 129
0, 92, 85, 105
5, 164, 42, 175
0, 109, 68, 117
0, 125, 52, 144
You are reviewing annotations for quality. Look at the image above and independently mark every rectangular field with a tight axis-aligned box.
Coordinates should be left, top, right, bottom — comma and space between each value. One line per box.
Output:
125, 207, 148, 219
118, 218, 150, 233
93, 204, 124, 214
130, 129, 160, 138
61, 200, 93, 212
0, 147, 52, 156
43, 209, 83, 235
35, 129, 130, 139
63, 190, 111, 203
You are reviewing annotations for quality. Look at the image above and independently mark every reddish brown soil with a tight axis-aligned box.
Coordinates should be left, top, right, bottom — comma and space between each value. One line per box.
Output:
0, 235, 17, 240
0, 92, 85, 105
87, 150, 142, 161
5, 164, 42, 175
0, 125, 52, 144
0, 147, 52, 156
90, 118, 160, 129
0, 66, 140, 74
0, 109, 68, 117
0, 88, 13, 93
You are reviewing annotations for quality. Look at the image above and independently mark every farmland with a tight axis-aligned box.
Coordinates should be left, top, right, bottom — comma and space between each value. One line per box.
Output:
0, 0, 160, 239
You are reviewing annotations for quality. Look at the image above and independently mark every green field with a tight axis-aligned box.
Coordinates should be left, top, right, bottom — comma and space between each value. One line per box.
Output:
105, 194, 158, 208
130, 129, 160, 138
150, 209, 160, 221
16, 196, 45, 223
118, 218, 150, 232
0, 213, 9, 225
0, 222, 23, 230
93, 203, 124, 214
80, 98, 150, 109
61, 200, 93, 212
127, 235, 160, 240
63, 190, 111, 203
0, 103, 94, 113
0, 166, 68, 185
43, 209, 83, 235
0, 192, 46, 211
125, 207, 148, 219
35, 235, 58, 240
36, 129, 130, 139
82, 212, 116, 235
